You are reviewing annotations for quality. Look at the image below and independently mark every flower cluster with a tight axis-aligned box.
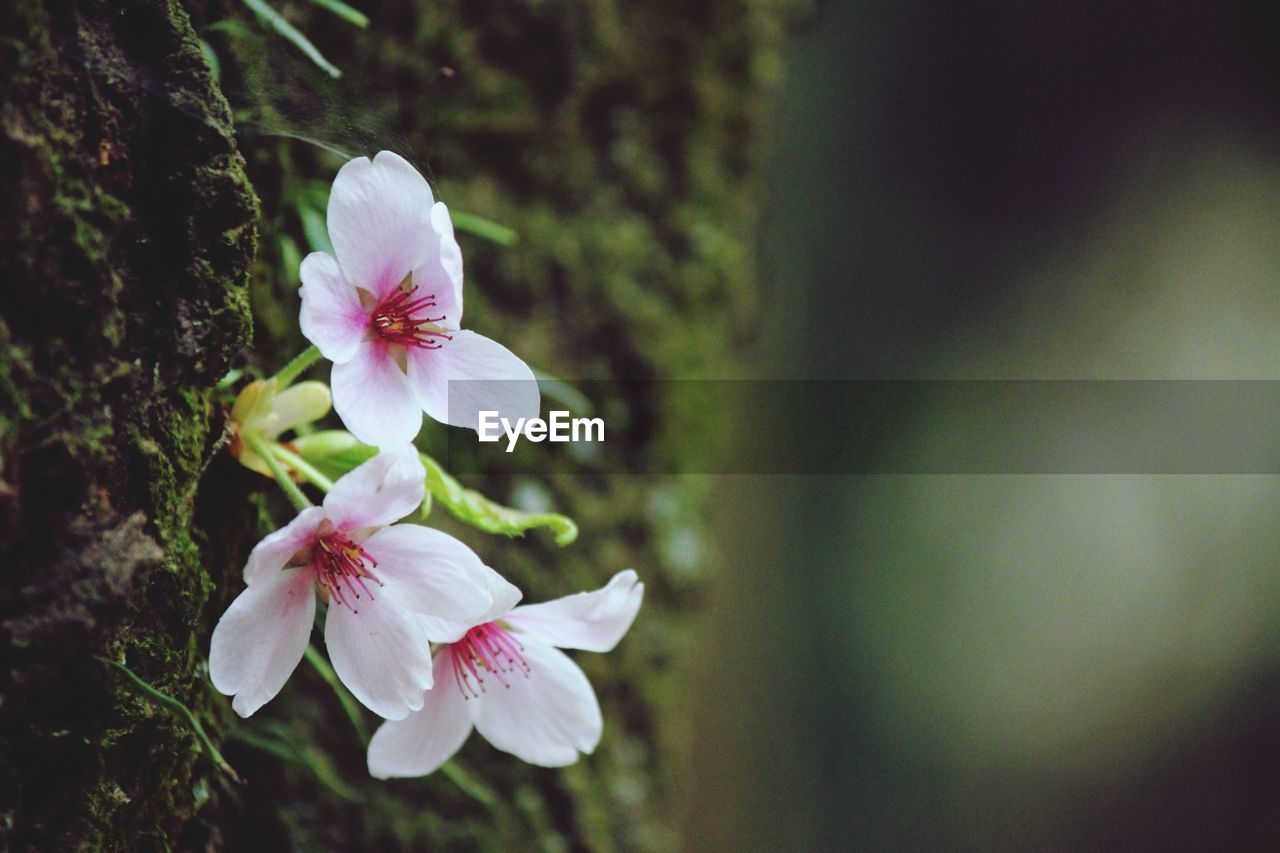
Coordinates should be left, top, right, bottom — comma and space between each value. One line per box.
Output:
212, 151, 641, 777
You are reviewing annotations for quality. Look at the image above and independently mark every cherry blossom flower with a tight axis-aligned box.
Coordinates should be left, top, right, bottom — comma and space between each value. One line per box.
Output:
367, 570, 644, 777
298, 150, 539, 447
209, 445, 517, 720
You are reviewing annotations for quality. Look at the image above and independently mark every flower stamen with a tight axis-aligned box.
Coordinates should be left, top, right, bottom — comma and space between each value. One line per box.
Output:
371, 285, 452, 349
312, 531, 381, 613
451, 622, 530, 699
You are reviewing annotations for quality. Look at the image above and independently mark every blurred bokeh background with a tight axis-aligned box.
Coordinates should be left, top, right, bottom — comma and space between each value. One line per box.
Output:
690, 0, 1280, 849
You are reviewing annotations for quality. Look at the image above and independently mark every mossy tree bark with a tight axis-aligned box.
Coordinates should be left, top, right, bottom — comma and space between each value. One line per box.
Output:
0, 1, 256, 848
1, 0, 792, 848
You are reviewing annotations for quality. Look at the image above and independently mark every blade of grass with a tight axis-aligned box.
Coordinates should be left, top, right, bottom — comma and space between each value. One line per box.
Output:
278, 234, 303, 287
103, 658, 241, 783
532, 368, 594, 416
296, 202, 334, 254
198, 38, 221, 84
440, 760, 499, 808
306, 0, 368, 28
205, 19, 255, 38
242, 0, 342, 79
215, 368, 243, 392
451, 210, 519, 247
230, 724, 364, 801
304, 645, 370, 745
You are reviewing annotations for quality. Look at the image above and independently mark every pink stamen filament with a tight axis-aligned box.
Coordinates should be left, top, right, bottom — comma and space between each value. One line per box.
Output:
312, 532, 381, 614
371, 285, 452, 349
450, 622, 530, 699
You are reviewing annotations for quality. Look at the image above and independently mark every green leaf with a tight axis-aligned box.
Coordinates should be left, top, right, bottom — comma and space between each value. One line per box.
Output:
292, 431, 578, 544
241, 0, 343, 79
306, 0, 369, 28
451, 209, 519, 247
419, 453, 578, 545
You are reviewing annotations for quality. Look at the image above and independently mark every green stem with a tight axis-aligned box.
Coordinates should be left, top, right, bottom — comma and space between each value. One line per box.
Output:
304, 646, 370, 745
244, 431, 312, 511
103, 658, 241, 783
270, 442, 335, 492
270, 344, 322, 387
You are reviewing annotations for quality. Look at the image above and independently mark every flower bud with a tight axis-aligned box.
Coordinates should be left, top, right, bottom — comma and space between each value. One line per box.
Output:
230, 380, 332, 477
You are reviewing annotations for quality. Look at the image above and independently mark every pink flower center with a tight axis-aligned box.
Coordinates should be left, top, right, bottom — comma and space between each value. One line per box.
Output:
311, 531, 382, 613
370, 285, 452, 349
450, 622, 530, 699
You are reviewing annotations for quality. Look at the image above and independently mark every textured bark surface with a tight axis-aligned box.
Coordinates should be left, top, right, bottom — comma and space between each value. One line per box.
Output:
0, 1, 257, 848
0, 0, 793, 848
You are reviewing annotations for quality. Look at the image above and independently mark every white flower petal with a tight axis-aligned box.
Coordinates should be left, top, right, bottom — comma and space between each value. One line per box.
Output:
299, 251, 368, 363
322, 444, 425, 531
327, 151, 436, 299
407, 330, 540, 432
410, 202, 465, 329
243, 506, 326, 586
324, 588, 434, 720
367, 649, 473, 779
507, 569, 644, 652
362, 524, 495, 620
416, 565, 524, 643
209, 568, 315, 717
330, 340, 422, 448
470, 639, 602, 767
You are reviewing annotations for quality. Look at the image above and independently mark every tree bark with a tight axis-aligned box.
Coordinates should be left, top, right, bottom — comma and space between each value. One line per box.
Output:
0, 1, 256, 848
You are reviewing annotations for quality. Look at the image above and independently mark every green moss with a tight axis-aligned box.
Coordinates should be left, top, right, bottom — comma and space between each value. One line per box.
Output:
0, 1, 257, 848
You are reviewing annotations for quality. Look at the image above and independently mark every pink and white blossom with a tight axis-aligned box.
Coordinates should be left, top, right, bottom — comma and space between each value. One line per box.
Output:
298, 150, 539, 447
367, 570, 644, 776
209, 445, 518, 720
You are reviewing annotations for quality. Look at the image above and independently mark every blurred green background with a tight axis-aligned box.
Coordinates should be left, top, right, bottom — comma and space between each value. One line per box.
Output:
691, 0, 1280, 849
